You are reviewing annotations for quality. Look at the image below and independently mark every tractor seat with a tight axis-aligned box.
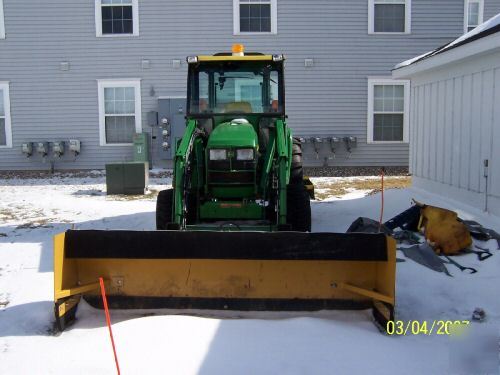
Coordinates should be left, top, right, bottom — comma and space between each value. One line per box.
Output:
223, 101, 253, 113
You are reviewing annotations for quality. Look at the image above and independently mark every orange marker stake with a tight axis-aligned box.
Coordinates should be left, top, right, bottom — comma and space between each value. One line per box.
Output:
99, 277, 121, 375
378, 167, 385, 232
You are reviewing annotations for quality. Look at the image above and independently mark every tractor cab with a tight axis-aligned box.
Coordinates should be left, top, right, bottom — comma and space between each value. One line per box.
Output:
186, 44, 285, 127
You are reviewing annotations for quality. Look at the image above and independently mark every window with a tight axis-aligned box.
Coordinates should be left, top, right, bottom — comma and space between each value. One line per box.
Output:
464, 0, 483, 33
95, 0, 139, 37
235, 80, 265, 110
98, 80, 142, 145
368, 0, 411, 34
233, 0, 277, 34
188, 62, 282, 115
0, 0, 5, 39
367, 78, 409, 143
0, 82, 12, 148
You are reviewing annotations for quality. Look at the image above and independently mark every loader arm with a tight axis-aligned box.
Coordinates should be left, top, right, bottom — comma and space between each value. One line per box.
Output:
275, 119, 290, 225
172, 119, 198, 227
259, 131, 276, 197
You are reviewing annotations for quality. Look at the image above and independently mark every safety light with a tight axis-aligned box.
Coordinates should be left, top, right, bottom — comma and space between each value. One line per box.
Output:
232, 44, 245, 56
186, 56, 198, 64
209, 149, 228, 160
272, 54, 284, 61
236, 149, 254, 161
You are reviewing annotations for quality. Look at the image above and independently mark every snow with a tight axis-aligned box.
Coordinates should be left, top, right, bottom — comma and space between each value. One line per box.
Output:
0, 174, 499, 374
394, 50, 434, 69
395, 12, 500, 69
445, 13, 500, 49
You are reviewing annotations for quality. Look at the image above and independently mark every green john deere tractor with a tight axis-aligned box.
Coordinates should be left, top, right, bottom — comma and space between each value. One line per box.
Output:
156, 48, 311, 232
53, 46, 396, 332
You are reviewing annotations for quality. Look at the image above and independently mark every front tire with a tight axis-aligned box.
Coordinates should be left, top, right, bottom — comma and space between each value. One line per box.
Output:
290, 137, 304, 184
156, 189, 173, 230
286, 183, 312, 232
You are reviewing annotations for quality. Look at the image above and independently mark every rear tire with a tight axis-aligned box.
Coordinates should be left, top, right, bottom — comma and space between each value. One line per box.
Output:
156, 189, 173, 230
290, 137, 303, 184
286, 183, 312, 232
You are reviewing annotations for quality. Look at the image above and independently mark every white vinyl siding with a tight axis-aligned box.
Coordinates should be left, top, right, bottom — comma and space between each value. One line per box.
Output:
0, 0, 5, 39
95, 0, 139, 37
367, 78, 410, 143
233, 0, 277, 35
464, 0, 484, 33
369, 0, 411, 34
0, 82, 12, 148
396, 46, 500, 216
98, 79, 142, 146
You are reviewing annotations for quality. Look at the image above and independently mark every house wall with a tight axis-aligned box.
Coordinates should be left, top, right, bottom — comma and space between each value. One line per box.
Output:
408, 49, 500, 216
0, 0, 499, 170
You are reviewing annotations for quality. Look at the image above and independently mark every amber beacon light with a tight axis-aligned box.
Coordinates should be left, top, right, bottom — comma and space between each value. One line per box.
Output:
232, 44, 245, 56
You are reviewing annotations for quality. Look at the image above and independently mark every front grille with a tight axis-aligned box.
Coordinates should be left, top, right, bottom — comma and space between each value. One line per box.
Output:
232, 160, 257, 170
208, 160, 231, 170
208, 171, 255, 184
208, 159, 256, 171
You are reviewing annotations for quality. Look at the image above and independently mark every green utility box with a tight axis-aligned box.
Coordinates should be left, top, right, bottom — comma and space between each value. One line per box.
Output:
133, 133, 150, 163
106, 162, 149, 195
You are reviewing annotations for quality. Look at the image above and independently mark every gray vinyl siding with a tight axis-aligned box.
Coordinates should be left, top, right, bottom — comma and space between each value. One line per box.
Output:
405, 48, 500, 216
0, 0, 499, 170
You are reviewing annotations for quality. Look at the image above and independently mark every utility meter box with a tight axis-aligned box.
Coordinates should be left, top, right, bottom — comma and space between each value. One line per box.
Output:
133, 133, 150, 163
21, 142, 33, 157
106, 162, 149, 195
69, 139, 81, 155
36, 142, 49, 156
52, 141, 65, 157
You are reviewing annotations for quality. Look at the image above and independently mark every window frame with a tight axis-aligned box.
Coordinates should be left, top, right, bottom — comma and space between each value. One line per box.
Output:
233, 0, 277, 35
97, 79, 142, 146
95, 0, 139, 37
368, 0, 411, 35
464, 0, 484, 33
367, 77, 410, 144
0, 82, 12, 148
0, 0, 5, 39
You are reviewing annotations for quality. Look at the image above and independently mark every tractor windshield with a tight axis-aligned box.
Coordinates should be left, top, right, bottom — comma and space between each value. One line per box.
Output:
188, 61, 283, 116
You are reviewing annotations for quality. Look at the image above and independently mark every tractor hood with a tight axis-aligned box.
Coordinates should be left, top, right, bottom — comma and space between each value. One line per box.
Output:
207, 119, 258, 149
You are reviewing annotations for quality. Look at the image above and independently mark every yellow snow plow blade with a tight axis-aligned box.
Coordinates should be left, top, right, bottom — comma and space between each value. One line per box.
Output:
54, 230, 396, 331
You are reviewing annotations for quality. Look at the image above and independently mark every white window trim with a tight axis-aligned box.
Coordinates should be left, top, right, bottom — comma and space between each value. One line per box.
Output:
463, 0, 484, 33
0, 82, 12, 148
367, 77, 410, 144
0, 0, 5, 39
98, 79, 142, 146
368, 0, 411, 35
233, 0, 277, 35
95, 0, 139, 37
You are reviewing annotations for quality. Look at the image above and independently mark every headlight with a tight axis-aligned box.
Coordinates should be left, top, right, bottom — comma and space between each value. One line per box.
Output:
209, 149, 227, 160
236, 149, 254, 161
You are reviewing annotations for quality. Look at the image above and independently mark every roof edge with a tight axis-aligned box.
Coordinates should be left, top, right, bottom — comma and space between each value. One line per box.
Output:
393, 31, 500, 79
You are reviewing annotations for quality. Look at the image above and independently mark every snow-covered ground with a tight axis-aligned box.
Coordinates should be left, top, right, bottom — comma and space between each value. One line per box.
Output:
0, 174, 499, 374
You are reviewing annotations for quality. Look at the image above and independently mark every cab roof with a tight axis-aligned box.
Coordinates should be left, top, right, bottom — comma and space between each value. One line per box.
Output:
196, 55, 276, 62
